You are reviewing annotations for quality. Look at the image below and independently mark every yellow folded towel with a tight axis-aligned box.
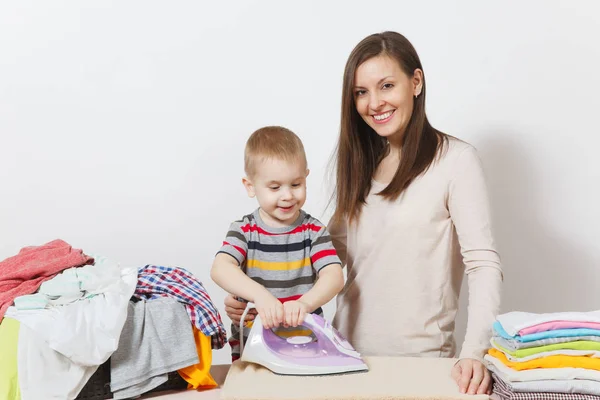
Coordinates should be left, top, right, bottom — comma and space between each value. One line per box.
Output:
488, 348, 600, 371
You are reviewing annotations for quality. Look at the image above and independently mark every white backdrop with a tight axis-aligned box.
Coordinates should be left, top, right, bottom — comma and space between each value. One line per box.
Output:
1, 0, 599, 364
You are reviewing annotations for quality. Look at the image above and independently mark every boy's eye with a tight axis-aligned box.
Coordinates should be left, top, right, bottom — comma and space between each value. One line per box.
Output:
292, 183, 301, 188
269, 186, 280, 191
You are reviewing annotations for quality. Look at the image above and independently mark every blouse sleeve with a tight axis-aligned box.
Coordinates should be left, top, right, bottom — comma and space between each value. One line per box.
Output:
327, 216, 348, 268
448, 145, 503, 361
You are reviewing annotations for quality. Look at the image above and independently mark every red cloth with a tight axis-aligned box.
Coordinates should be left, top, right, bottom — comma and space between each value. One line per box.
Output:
0, 239, 93, 321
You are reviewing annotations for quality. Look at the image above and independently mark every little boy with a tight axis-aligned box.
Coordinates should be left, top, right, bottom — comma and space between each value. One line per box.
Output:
210, 126, 344, 361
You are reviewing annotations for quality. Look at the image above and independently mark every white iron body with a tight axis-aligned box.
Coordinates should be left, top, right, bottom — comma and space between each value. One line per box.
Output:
239, 303, 369, 376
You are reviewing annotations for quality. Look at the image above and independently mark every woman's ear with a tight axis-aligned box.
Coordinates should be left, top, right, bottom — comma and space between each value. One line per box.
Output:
242, 177, 256, 198
413, 68, 424, 97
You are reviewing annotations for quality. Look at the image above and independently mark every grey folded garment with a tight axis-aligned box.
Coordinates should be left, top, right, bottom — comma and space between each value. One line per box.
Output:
110, 297, 198, 399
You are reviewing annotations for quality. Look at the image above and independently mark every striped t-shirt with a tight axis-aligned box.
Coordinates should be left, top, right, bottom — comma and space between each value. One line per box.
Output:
218, 208, 341, 360
218, 208, 341, 301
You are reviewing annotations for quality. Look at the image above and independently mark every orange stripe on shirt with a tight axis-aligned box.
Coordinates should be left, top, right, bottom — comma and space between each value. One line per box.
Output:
246, 257, 311, 270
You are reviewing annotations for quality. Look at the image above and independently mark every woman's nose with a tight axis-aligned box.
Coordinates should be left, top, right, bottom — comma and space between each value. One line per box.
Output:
369, 93, 384, 111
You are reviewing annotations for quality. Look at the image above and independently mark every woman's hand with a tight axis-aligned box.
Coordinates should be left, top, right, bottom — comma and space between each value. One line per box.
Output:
224, 294, 256, 326
451, 358, 492, 395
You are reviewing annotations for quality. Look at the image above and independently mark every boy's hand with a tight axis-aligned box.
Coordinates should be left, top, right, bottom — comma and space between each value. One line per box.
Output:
283, 300, 309, 327
253, 290, 283, 329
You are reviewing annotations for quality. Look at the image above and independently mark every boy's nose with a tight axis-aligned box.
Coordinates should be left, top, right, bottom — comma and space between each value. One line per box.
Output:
280, 189, 293, 200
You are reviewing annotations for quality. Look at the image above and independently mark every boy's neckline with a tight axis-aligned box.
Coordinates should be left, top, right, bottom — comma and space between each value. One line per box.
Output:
253, 208, 306, 233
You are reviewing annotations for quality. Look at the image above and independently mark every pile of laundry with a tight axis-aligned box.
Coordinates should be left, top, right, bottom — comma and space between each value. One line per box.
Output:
486, 310, 600, 400
0, 239, 227, 400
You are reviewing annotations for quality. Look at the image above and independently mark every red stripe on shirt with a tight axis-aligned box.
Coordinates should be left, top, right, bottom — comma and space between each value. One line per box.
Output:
240, 223, 322, 236
223, 241, 247, 259
277, 294, 302, 303
312, 249, 337, 263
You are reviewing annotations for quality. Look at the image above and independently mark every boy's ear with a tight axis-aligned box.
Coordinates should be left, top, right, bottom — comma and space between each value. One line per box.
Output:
305, 168, 310, 178
242, 177, 256, 198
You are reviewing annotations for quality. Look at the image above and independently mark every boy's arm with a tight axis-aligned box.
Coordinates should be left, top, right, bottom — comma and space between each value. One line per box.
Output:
210, 253, 270, 304
211, 253, 284, 329
299, 263, 344, 312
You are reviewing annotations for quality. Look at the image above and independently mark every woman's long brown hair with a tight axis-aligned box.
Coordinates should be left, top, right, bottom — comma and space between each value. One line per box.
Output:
331, 31, 448, 224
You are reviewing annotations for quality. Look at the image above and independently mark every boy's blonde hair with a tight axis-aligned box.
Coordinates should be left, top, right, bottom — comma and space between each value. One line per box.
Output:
244, 126, 307, 177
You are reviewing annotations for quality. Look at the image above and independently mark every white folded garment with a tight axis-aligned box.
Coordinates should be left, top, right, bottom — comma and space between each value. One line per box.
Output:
490, 339, 600, 362
497, 311, 600, 337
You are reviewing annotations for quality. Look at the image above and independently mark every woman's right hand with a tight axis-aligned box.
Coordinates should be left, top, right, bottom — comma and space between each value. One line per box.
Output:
224, 293, 257, 326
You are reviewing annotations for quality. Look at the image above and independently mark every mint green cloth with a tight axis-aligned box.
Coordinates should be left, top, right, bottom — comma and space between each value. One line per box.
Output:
14, 293, 48, 310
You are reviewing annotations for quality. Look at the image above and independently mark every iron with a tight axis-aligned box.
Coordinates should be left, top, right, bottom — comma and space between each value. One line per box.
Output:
239, 303, 369, 376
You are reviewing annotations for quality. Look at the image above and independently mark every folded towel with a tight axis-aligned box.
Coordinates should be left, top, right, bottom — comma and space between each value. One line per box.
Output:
520, 321, 600, 336
494, 321, 600, 342
497, 311, 600, 337
488, 348, 600, 371
485, 354, 600, 382
491, 339, 600, 361
494, 335, 600, 351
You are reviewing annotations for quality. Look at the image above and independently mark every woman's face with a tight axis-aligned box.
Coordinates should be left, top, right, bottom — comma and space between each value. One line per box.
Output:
353, 55, 422, 142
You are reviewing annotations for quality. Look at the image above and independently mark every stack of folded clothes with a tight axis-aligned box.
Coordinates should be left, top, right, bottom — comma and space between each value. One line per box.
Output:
485, 310, 600, 400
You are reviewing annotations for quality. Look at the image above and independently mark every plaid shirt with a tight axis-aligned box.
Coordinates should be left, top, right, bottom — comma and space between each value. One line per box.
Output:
133, 265, 227, 349
493, 374, 600, 400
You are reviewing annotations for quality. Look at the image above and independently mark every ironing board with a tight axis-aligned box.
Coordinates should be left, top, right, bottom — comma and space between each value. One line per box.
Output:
220, 356, 490, 400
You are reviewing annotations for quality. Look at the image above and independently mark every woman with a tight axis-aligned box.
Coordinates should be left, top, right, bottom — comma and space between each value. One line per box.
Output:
225, 31, 502, 395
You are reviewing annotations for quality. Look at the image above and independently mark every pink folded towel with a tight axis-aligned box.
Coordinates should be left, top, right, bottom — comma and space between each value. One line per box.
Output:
520, 321, 600, 336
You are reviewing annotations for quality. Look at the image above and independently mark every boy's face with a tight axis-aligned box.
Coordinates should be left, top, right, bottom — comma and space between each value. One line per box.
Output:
243, 157, 309, 227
